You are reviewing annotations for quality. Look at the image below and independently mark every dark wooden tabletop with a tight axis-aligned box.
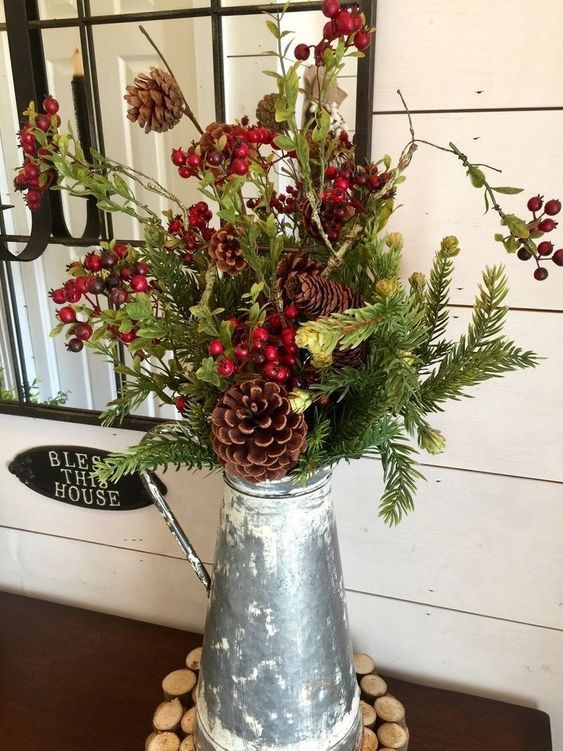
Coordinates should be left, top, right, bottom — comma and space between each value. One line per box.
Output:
0, 591, 552, 751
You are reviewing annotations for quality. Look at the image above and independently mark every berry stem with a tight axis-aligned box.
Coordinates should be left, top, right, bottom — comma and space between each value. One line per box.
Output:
138, 25, 203, 134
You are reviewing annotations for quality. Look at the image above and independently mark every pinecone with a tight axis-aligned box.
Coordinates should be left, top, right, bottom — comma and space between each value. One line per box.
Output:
284, 272, 363, 318
255, 93, 287, 133
332, 343, 367, 369
211, 379, 307, 483
124, 67, 184, 134
276, 253, 323, 303
208, 224, 247, 275
199, 121, 234, 151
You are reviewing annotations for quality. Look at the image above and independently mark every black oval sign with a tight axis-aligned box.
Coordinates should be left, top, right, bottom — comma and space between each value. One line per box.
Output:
8, 446, 165, 511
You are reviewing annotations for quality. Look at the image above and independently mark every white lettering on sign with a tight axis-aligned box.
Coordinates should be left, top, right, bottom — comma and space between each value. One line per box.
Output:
47, 450, 121, 508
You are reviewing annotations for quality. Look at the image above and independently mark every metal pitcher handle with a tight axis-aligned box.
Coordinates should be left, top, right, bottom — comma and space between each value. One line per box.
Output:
140, 470, 212, 593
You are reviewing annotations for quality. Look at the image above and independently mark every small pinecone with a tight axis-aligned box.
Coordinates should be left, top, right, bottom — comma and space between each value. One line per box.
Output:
276, 253, 323, 301
332, 343, 367, 369
211, 379, 307, 483
285, 272, 363, 318
208, 224, 247, 275
124, 67, 183, 134
255, 93, 287, 133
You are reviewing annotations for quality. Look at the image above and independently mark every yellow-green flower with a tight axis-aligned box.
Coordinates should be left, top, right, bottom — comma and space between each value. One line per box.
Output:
408, 271, 426, 290
311, 351, 333, 370
419, 427, 446, 455
288, 388, 313, 414
375, 278, 399, 297
386, 232, 404, 250
441, 235, 460, 257
295, 326, 327, 354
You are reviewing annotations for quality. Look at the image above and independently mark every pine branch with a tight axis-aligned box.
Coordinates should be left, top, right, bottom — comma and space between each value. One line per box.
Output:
421, 246, 455, 356
374, 432, 424, 525
95, 423, 217, 484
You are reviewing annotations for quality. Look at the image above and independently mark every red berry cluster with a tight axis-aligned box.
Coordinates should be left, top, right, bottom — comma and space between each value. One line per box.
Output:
167, 201, 214, 265
171, 121, 276, 185
517, 195, 563, 280
15, 97, 60, 212
207, 307, 306, 385
50, 244, 153, 352
294, 0, 373, 63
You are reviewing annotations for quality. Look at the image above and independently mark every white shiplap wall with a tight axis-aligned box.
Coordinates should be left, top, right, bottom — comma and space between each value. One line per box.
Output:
1, 0, 562, 747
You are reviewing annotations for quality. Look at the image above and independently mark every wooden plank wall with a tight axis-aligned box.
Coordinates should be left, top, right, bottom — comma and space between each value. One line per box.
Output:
1, 0, 562, 746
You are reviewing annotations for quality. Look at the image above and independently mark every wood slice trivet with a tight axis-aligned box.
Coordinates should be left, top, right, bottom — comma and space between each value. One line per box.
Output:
145, 731, 181, 751
360, 700, 377, 730
180, 707, 197, 736
153, 698, 183, 732
162, 669, 197, 704
377, 722, 409, 750
186, 647, 202, 672
360, 673, 388, 702
361, 727, 379, 750
149, 650, 409, 750
353, 652, 376, 677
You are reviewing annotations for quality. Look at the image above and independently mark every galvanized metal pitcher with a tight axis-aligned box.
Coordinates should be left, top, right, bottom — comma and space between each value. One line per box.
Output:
141, 468, 362, 751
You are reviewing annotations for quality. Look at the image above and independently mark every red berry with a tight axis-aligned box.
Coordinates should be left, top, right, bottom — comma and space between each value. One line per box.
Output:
534, 267, 549, 281
234, 344, 249, 360
175, 395, 188, 413
217, 358, 235, 377
527, 195, 543, 213
114, 243, 129, 258
75, 322, 93, 341
50, 288, 66, 304
264, 345, 280, 362
19, 129, 35, 146
74, 276, 90, 295
87, 277, 105, 295
268, 313, 282, 331
295, 44, 311, 61
109, 287, 129, 306
22, 141, 38, 156
43, 96, 60, 115
354, 29, 372, 50
187, 154, 201, 169
178, 165, 192, 179
171, 149, 186, 166
64, 286, 81, 303
262, 362, 278, 379
67, 337, 84, 353
315, 41, 333, 65
130, 274, 149, 292
101, 251, 118, 270
552, 249, 563, 266
207, 150, 223, 166
323, 21, 338, 40
538, 218, 557, 232
281, 326, 296, 344
231, 158, 249, 176
333, 176, 349, 191
23, 161, 40, 180
208, 339, 225, 356
252, 326, 269, 344
335, 9, 355, 35
35, 114, 51, 132
58, 306, 76, 324
84, 253, 102, 272
274, 365, 290, 382
232, 142, 249, 158
544, 199, 561, 216
537, 241, 554, 256
182, 252, 194, 265
120, 329, 137, 344
322, 0, 340, 18
135, 262, 150, 276
284, 304, 299, 320
517, 248, 532, 261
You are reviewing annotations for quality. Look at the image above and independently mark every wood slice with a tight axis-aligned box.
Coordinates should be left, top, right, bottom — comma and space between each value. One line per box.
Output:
186, 647, 202, 672
153, 698, 183, 732
353, 652, 376, 676
360, 673, 388, 701
145, 732, 158, 751
181, 706, 197, 735
179, 737, 195, 751
377, 722, 408, 750
360, 700, 377, 730
361, 726, 379, 750
374, 695, 405, 725
191, 686, 198, 705
162, 669, 197, 703
146, 732, 181, 751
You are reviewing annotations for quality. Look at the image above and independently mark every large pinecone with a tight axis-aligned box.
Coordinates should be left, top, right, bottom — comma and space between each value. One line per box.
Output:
255, 93, 287, 133
276, 253, 323, 304
211, 379, 307, 483
124, 67, 183, 134
284, 272, 363, 318
208, 224, 247, 275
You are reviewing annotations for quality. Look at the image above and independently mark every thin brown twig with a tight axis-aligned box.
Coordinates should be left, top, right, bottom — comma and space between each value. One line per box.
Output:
138, 25, 203, 134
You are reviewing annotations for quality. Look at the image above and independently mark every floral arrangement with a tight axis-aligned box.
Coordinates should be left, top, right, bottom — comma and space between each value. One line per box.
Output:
14, 1, 560, 523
